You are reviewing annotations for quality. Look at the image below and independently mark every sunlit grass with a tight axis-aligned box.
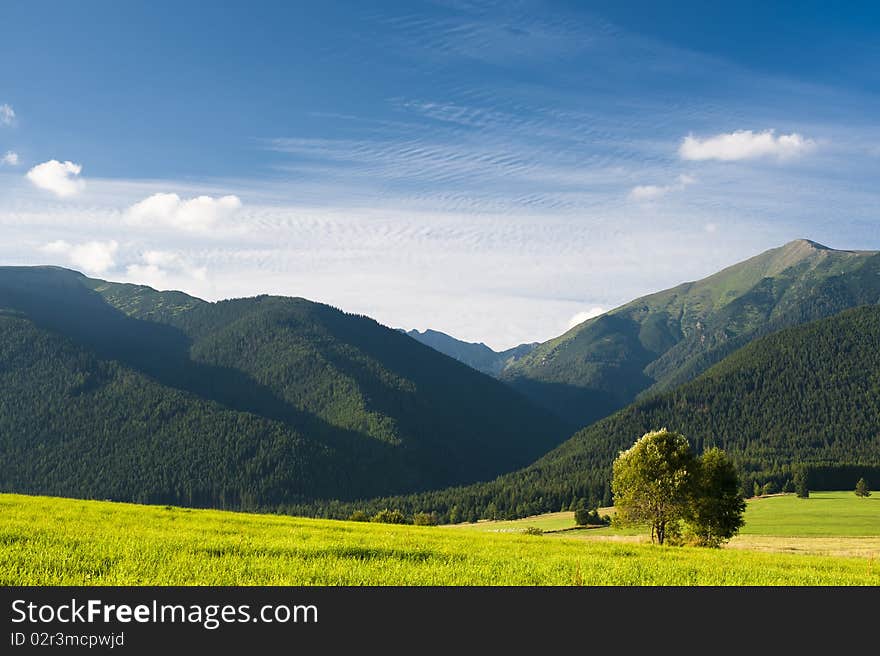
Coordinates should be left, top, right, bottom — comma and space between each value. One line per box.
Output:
1, 493, 878, 585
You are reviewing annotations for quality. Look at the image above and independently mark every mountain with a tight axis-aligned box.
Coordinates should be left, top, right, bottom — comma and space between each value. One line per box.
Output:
500, 239, 880, 427
402, 329, 537, 376
324, 304, 880, 522
0, 266, 568, 508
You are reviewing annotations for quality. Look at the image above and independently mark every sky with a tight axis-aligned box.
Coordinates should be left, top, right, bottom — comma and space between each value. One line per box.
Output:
1, 0, 879, 349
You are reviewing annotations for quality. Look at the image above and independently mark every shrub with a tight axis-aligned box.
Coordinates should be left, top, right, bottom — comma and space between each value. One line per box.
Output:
575, 507, 611, 526
371, 509, 406, 524
412, 512, 438, 526
348, 510, 370, 522
523, 526, 543, 536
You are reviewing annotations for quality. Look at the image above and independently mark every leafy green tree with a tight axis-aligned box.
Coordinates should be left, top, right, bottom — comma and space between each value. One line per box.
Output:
794, 467, 810, 498
762, 481, 777, 496
685, 448, 746, 547
371, 509, 406, 524
855, 478, 871, 497
348, 510, 370, 522
412, 511, 438, 526
612, 430, 696, 545
753, 481, 762, 498
575, 507, 610, 526
574, 507, 591, 526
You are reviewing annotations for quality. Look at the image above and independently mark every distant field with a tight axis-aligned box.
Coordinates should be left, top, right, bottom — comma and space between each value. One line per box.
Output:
450, 511, 588, 533
457, 492, 880, 557
1, 493, 879, 585
737, 492, 880, 536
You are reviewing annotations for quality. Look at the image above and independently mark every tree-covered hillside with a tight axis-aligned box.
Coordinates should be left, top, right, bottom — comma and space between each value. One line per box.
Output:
314, 305, 880, 522
0, 267, 568, 508
501, 240, 880, 427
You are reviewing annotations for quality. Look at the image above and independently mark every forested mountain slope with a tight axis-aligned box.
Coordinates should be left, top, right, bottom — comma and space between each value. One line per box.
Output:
0, 267, 568, 508
500, 239, 880, 427
324, 305, 880, 522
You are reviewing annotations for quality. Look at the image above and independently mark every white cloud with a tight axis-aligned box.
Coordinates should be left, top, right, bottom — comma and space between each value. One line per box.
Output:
679, 130, 815, 161
567, 307, 605, 329
41, 239, 118, 274
1, 151, 18, 166
126, 193, 242, 231
629, 174, 695, 201
629, 184, 667, 201
0, 104, 14, 126
125, 250, 207, 289
26, 160, 85, 197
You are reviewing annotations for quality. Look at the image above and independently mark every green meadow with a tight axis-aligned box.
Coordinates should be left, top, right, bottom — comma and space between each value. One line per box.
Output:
1, 492, 878, 585
463, 492, 880, 536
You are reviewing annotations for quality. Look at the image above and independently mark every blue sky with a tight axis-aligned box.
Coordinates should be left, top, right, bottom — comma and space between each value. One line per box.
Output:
2, 1, 879, 348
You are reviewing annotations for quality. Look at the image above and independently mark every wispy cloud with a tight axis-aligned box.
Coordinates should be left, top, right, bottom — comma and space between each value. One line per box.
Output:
26, 160, 85, 197
1, 151, 18, 166
378, 3, 596, 66
679, 130, 816, 161
629, 174, 695, 201
2, 3, 879, 350
0, 103, 14, 126
1, 171, 791, 348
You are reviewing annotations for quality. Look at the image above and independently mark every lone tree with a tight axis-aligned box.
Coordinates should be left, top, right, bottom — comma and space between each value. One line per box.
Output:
612, 429, 695, 545
855, 477, 871, 497
794, 467, 810, 499
612, 430, 746, 546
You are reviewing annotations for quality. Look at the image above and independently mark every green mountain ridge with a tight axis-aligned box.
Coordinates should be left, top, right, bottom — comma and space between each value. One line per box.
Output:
324, 304, 880, 522
0, 266, 568, 508
500, 239, 880, 427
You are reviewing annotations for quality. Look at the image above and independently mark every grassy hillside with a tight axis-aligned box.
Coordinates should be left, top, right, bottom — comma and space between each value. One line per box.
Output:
501, 240, 880, 427
320, 305, 880, 522
1, 494, 877, 585
0, 266, 568, 507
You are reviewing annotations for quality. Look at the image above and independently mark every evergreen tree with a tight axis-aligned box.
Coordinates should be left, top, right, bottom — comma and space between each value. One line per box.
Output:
855, 478, 871, 497
794, 467, 810, 499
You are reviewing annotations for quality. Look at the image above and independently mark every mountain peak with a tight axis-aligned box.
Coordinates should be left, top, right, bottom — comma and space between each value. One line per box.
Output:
785, 238, 831, 251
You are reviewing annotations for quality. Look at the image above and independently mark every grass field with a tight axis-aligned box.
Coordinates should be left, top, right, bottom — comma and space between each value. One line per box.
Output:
1, 493, 878, 585
460, 492, 880, 546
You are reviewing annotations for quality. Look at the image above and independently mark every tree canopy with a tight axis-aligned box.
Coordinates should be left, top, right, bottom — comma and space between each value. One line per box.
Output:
612, 430, 745, 546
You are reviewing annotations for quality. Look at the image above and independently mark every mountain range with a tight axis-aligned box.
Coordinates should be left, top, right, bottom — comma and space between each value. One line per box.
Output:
0, 266, 567, 508
327, 303, 880, 522
412, 240, 880, 428
2, 238, 880, 516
